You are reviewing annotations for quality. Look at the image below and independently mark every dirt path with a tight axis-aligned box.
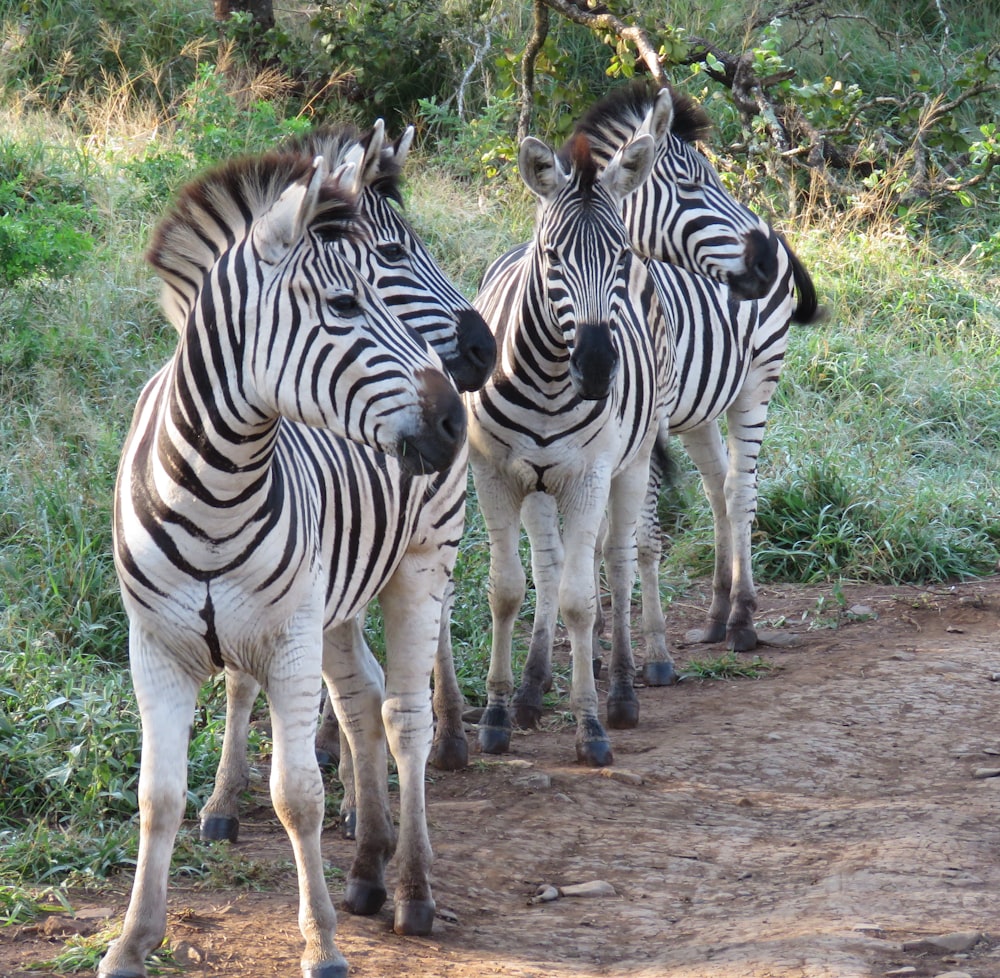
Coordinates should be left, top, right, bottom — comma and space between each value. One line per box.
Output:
6, 577, 1000, 978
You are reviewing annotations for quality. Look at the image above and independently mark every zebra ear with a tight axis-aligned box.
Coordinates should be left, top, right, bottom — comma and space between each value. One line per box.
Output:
518, 136, 569, 199
638, 87, 675, 144
601, 133, 655, 201
254, 155, 329, 264
359, 118, 386, 187
390, 125, 415, 169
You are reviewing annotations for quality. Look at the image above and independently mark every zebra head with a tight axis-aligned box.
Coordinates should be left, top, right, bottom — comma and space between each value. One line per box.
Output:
573, 81, 780, 301
147, 152, 466, 475
520, 131, 655, 402
284, 122, 496, 393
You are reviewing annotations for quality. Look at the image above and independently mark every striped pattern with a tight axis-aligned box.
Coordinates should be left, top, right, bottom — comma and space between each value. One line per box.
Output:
100, 142, 470, 978
573, 81, 821, 661
466, 131, 675, 767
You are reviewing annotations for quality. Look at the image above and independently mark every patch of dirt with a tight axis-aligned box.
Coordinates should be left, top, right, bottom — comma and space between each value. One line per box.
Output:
6, 577, 1000, 978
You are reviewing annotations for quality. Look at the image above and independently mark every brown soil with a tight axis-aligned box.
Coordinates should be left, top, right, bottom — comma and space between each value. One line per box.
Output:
5, 576, 1000, 978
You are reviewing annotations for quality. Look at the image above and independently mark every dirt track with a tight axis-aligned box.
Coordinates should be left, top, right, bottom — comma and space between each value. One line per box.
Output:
5, 577, 1000, 978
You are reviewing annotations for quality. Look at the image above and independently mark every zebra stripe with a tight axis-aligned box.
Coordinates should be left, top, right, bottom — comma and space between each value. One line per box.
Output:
572, 81, 821, 662
467, 131, 675, 768
100, 143, 470, 978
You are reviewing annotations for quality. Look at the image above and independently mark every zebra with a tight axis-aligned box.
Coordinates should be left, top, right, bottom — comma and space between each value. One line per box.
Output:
467, 128, 675, 768
98, 148, 469, 978
198, 121, 494, 848
570, 80, 820, 662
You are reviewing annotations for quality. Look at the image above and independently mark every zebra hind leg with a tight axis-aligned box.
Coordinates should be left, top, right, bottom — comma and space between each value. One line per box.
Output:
429, 582, 469, 771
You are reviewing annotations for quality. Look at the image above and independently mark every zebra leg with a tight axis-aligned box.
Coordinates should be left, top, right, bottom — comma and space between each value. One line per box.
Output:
99, 633, 200, 978
429, 580, 469, 771
199, 669, 259, 843
266, 637, 349, 978
475, 474, 526, 755
559, 496, 613, 767
379, 557, 442, 936
314, 690, 341, 769
603, 456, 648, 728
324, 620, 395, 914
678, 422, 734, 645
514, 492, 562, 728
636, 440, 677, 686
719, 385, 776, 651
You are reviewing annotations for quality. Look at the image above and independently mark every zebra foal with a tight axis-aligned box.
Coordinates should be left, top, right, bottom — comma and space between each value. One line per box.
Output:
573, 81, 820, 660
198, 121, 494, 850
468, 130, 675, 767
99, 149, 466, 978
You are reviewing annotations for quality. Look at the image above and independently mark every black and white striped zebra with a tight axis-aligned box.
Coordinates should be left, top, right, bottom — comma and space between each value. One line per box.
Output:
198, 122, 494, 850
467, 130, 675, 767
99, 148, 472, 978
572, 81, 820, 660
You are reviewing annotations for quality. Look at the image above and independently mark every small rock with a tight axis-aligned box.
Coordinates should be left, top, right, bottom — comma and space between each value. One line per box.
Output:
513, 771, 552, 791
884, 969, 917, 976
902, 932, 982, 954
973, 767, 1000, 779
853, 922, 885, 938
435, 907, 459, 924
529, 884, 560, 905
596, 768, 643, 786
560, 880, 616, 898
172, 941, 206, 965
931, 972, 973, 978
848, 603, 874, 618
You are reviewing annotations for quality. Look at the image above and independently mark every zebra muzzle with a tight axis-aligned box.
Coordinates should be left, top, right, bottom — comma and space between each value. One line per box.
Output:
569, 321, 619, 401
397, 368, 467, 474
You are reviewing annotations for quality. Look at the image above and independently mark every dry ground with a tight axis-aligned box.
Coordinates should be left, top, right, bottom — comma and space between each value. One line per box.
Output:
5, 576, 1000, 978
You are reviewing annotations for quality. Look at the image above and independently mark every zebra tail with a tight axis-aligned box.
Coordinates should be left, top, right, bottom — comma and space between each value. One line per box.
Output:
778, 232, 825, 326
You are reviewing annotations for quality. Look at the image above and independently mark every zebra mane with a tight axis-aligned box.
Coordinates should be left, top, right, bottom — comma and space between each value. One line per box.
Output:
557, 132, 600, 197
284, 124, 406, 208
573, 79, 713, 152
147, 151, 357, 331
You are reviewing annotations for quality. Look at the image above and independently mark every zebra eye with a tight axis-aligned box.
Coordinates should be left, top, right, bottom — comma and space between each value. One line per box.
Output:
327, 292, 362, 316
377, 242, 407, 262
544, 246, 561, 267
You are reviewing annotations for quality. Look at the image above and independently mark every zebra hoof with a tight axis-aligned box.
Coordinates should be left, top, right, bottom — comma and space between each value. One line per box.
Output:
512, 686, 544, 729
477, 705, 512, 754
728, 627, 758, 652
429, 733, 469, 771
642, 659, 677, 686
606, 686, 639, 730
200, 814, 239, 843
394, 898, 436, 936
576, 717, 613, 767
340, 807, 357, 840
302, 958, 349, 978
344, 877, 388, 916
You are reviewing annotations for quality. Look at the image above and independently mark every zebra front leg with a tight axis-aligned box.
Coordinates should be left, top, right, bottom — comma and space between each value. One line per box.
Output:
514, 491, 562, 728
324, 620, 395, 913
98, 633, 200, 978
379, 557, 444, 936
636, 435, 676, 686
475, 472, 526, 755
266, 642, 349, 978
559, 498, 613, 767
429, 580, 469, 772
199, 669, 259, 843
678, 422, 735, 645
603, 456, 650, 727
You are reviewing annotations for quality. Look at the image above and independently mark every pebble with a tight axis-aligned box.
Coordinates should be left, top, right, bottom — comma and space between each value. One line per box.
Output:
172, 941, 206, 965
595, 768, 644, 785
931, 972, 973, 978
853, 922, 885, 938
972, 767, 1000, 779
884, 969, 916, 976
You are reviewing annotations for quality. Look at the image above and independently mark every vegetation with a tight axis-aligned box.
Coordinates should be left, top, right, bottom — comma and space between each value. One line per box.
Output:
0, 0, 997, 937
